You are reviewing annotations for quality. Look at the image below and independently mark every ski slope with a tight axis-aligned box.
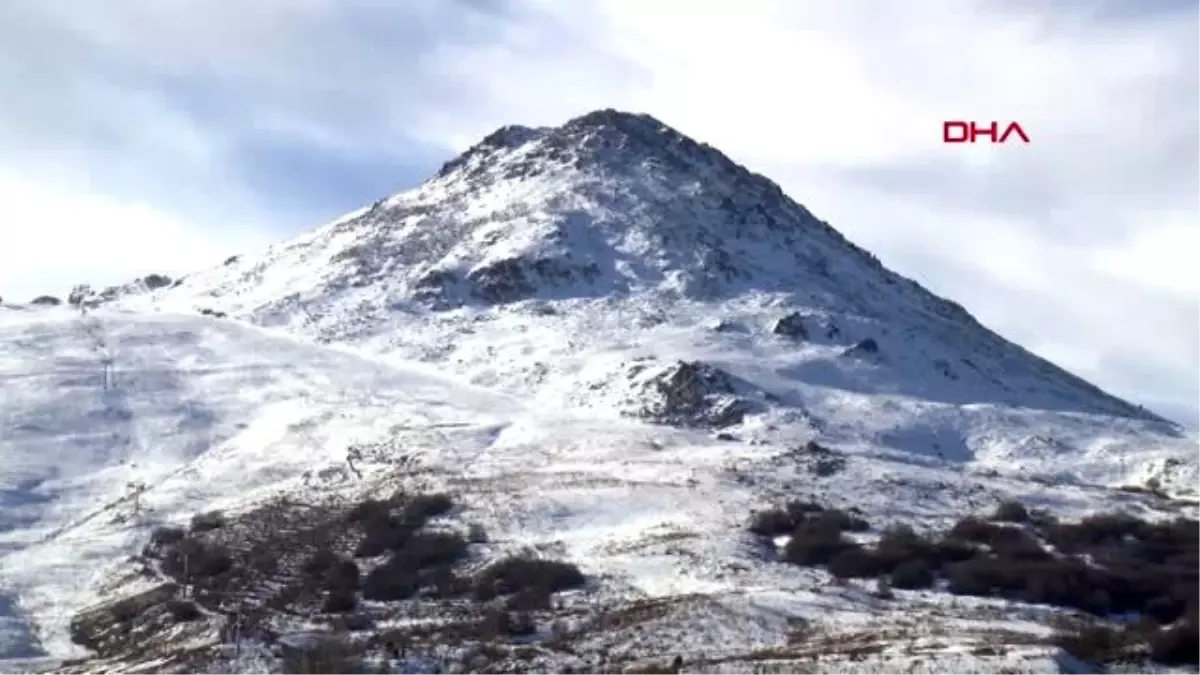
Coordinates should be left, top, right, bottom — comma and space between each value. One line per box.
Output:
1, 306, 1195, 670
0, 308, 520, 658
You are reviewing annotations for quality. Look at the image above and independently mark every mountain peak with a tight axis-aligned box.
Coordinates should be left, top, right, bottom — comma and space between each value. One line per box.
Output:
132, 109, 1172, 427
435, 108, 743, 187
560, 108, 673, 139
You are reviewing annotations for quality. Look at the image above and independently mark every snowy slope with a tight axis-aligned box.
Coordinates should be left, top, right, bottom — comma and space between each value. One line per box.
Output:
109, 109, 1193, 494
3, 308, 1194, 672
0, 308, 520, 658
2, 109, 1197, 671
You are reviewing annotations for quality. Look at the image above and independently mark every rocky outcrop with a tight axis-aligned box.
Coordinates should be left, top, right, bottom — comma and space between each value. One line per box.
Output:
465, 255, 602, 305
635, 360, 761, 428
142, 273, 173, 290
844, 338, 880, 357
772, 312, 809, 340
69, 582, 208, 660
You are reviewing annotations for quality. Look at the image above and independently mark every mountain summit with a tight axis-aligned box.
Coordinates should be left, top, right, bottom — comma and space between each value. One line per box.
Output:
144, 109, 1164, 429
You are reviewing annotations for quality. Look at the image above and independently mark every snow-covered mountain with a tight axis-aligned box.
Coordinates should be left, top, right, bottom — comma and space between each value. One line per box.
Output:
1, 109, 1196, 673
138, 111, 1141, 414
119, 109, 1188, 486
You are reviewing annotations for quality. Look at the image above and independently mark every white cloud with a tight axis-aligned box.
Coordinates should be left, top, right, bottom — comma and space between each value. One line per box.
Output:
1090, 215, 1199, 296
0, 0, 1194, 424
0, 171, 270, 301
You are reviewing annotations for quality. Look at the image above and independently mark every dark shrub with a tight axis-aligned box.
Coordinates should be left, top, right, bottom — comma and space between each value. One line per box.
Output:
1045, 513, 1145, 552
303, 548, 340, 578
401, 493, 454, 527
1144, 594, 1188, 625
480, 609, 537, 638
397, 531, 468, 569
247, 545, 279, 574
947, 516, 1006, 545
946, 557, 994, 596
874, 524, 933, 571
467, 522, 489, 544
149, 525, 186, 549
786, 500, 826, 518
418, 565, 470, 598
438, 573, 471, 598
811, 508, 870, 533
749, 508, 795, 537
992, 500, 1030, 523
362, 561, 418, 602
165, 599, 202, 622
1055, 623, 1134, 665
475, 556, 585, 600
747, 500, 1198, 621
506, 587, 553, 611
1024, 559, 1085, 603
510, 612, 538, 636
989, 528, 1050, 562
827, 546, 881, 579
890, 559, 935, 590
190, 510, 226, 533
193, 547, 234, 578
346, 498, 394, 525
31, 295, 61, 306
281, 636, 363, 674
162, 539, 233, 579
336, 613, 374, 632
929, 536, 977, 566
355, 517, 415, 558
782, 524, 855, 567
322, 589, 358, 614
892, 557, 936, 588
1149, 616, 1199, 665
161, 537, 202, 578
325, 559, 362, 592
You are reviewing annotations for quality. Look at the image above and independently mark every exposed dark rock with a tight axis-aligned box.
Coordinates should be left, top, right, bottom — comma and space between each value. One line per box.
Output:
69, 583, 182, 655
844, 338, 880, 356
466, 255, 601, 304
636, 360, 759, 428
709, 319, 745, 333
142, 274, 173, 290
68, 284, 94, 306
772, 312, 809, 339
31, 295, 61, 306
467, 258, 535, 303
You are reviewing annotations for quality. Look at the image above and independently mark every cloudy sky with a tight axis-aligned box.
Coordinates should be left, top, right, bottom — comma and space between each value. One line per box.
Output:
0, 0, 1196, 426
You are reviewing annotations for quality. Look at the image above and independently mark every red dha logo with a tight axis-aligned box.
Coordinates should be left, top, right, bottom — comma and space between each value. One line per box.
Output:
943, 121, 1030, 144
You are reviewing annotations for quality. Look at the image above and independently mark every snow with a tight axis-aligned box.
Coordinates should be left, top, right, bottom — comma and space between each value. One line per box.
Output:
1, 110, 1196, 672
0, 309, 518, 658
